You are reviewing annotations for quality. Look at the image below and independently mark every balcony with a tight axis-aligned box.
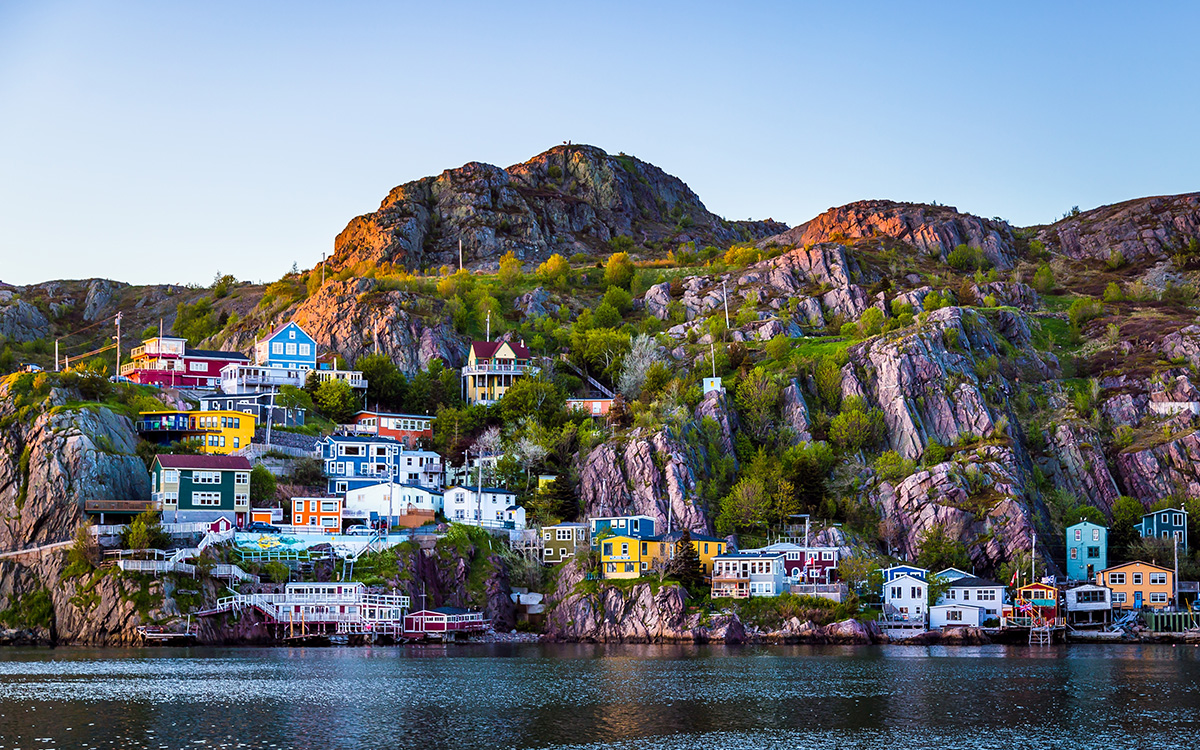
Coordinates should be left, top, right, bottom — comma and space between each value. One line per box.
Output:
86, 498, 161, 514
315, 370, 367, 389
461, 363, 541, 377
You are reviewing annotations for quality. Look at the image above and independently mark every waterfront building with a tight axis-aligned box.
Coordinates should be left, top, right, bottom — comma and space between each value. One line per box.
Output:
1136, 507, 1189, 551
930, 603, 985, 628
1066, 521, 1108, 581
541, 522, 589, 565
883, 573, 928, 623
938, 576, 1007, 623
1097, 561, 1175, 610
291, 497, 343, 532
120, 335, 248, 389
710, 551, 788, 598
1064, 583, 1113, 627
461, 340, 539, 405
136, 410, 255, 454
1008, 582, 1060, 625
150, 454, 251, 525
742, 542, 840, 583
599, 534, 650, 579
644, 530, 728, 577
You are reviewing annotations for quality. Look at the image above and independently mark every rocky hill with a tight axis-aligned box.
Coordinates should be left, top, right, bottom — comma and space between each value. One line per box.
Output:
1036, 192, 1200, 263
329, 144, 787, 273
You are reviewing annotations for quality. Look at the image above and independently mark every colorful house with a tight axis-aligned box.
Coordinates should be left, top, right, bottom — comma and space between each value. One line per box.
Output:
291, 497, 343, 532
317, 435, 402, 494
589, 515, 656, 544
643, 530, 728, 577
930, 603, 985, 628
883, 573, 928, 623
119, 335, 249, 389
402, 607, 488, 640
1137, 507, 1189, 550
743, 542, 840, 583
599, 534, 649, 578
710, 550, 788, 598
255, 321, 317, 370
566, 398, 613, 417
342, 410, 433, 447
1066, 521, 1108, 581
198, 391, 306, 427
461, 340, 540, 405
938, 576, 1007, 623
1064, 583, 1113, 627
881, 564, 928, 583
1005, 582, 1060, 625
136, 410, 255, 454
443, 486, 523, 529
1097, 560, 1175, 610
542, 522, 589, 565
151, 454, 251, 525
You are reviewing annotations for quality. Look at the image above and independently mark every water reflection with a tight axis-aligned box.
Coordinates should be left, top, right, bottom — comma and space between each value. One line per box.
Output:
0, 644, 1198, 749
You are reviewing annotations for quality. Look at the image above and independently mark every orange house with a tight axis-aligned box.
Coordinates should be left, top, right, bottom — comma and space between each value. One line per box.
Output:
1097, 561, 1175, 610
292, 497, 343, 533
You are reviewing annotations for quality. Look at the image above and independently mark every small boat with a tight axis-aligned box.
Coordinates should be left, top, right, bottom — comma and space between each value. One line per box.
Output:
135, 625, 197, 645
1067, 628, 1127, 642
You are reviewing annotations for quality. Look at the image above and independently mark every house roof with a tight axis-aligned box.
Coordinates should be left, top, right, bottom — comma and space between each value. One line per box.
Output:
889, 573, 927, 584
155, 454, 251, 470
1101, 560, 1175, 574
1142, 507, 1188, 519
1066, 520, 1107, 530
355, 410, 432, 420
715, 550, 787, 561
947, 576, 1002, 588
448, 486, 516, 495
589, 515, 655, 523
470, 340, 531, 359
931, 603, 986, 611
322, 434, 403, 445
431, 606, 471, 615
652, 530, 726, 544
263, 320, 311, 340
545, 522, 589, 528
185, 348, 249, 361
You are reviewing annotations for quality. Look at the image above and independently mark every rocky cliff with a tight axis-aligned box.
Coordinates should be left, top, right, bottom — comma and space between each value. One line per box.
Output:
329, 144, 786, 273
1036, 192, 1200, 262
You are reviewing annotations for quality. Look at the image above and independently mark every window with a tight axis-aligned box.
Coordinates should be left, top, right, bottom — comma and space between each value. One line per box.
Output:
193, 471, 220, 484
341, 445, 363, 457
912, 587, 922, 598
1074, 529, 1082, 541
1086, 546, 1100, 559
335, 481, 348, 493
189, 361, 206, 372
455, 509, 465, 520
557, 529, 572, 541
1113, 592, 1127, 603
233, 471, 248, 485
191, 491, 222, 506
948, 610, 963, 622
272, 342, 284, 354
1070, 548, 1078, 559
1076, 589, 1105, 604
285, 343, 297, 356
620, 543, 629, 556
234, 493, 248, 504
890, 586, 900, 599
321, 501, 339, 513
1150, 592, 1168, 604
162, 469, 179, 484
962, 590, 971, 601
1132, 573, 1143, 585
295, 515, 303, 524
603, 543, 612, 556
822, 551, 834, 561
299, 343, 311, 356
1150, 572, 1167, 586
233, 438, 240, 449
1109, 572, 1126, 585
321, 517, 338, 528
1092, 529, 1100, 542
1173, 513, 1183, 527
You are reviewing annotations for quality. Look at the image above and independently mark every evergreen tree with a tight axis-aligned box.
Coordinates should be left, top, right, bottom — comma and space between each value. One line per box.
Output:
667, 529, 704, 593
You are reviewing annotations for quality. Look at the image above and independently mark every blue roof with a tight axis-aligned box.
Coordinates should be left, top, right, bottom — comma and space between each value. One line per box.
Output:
322, 434, 403, 444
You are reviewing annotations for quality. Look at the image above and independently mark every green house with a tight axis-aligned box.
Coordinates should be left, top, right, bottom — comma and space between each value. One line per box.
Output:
541, 522, 589, 565
151, 454, 252, 526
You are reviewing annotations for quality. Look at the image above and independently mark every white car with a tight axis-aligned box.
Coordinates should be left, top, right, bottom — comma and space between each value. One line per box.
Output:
345, 525, 374, 536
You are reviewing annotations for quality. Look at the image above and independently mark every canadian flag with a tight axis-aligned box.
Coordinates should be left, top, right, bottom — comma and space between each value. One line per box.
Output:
1009, 569, 1020, 587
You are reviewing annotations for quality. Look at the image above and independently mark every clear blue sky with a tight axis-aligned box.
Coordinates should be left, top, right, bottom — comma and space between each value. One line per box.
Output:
1, 1, 1197, 286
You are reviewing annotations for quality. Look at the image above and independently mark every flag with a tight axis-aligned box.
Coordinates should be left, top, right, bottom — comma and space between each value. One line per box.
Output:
1009, 568, 1019, 587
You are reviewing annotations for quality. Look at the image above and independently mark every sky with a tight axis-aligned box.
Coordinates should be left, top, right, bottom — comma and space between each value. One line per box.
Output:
1, 1, 1198, 286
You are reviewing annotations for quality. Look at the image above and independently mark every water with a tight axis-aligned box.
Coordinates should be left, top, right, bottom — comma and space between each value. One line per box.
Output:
1, 643, 1199, 749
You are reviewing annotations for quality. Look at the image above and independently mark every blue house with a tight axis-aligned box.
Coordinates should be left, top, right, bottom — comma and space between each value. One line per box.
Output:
881, 564, 928, 583
255, 321, 317, 370
589, 515, 656, 545
1066, 521, 1107, 581
1137, 506, 1189, 551
317, 434, 402, 494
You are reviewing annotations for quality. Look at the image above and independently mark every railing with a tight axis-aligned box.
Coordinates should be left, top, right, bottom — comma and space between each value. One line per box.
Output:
115, 558, 196, 576
84, 499, 160, 514
461, 363, 541, 376
211, 564, 260, 584
234, 443, 311, 460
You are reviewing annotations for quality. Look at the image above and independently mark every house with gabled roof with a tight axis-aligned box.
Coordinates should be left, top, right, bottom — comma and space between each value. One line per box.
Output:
461, 340, 540, 405
150, 454, 251, 525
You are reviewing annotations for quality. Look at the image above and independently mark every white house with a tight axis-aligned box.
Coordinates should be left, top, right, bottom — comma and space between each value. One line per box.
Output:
343, 482, 444, 527
938, 576, 1007, 623
393, 449, 445, 489
930, 603, 985, 628
711, 551, 788, 598
1065, 583, 1113, 627
443, 486, 523, 530
884, 573, 928, 623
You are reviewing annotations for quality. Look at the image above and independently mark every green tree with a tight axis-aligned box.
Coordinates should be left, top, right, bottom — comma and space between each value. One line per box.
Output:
356, 353, 407, 412
813, 355, 844, 411
314, 378, 359, 423
1032, 263, 1055, 294
667, 529, 705, 593
498, 251, 523, 287
602, 286, 633, 313
593, 302, 622, 329
915, 525, 970, 572
736, 367, 780, 443
278, 384, 316, 414
121, 510, 170, 551
250, 464, 277, 504
1110, 495, 1146, 561
604, 252, 635, 289
497, 378, 564, 427
828, 397, 885, 453
536, 254, 571, 287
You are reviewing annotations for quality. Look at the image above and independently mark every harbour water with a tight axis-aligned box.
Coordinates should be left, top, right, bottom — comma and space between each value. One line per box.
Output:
1, 643, 1199, 749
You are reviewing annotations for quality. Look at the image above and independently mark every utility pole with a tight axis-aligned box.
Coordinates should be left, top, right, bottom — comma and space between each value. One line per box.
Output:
54, 339, 59, 372
710, 342, 716, 378
113, 312, 122, 377
1175, 535, 1180, 610
459, 238, 463, 271
721, 280, 730, 333
476, 450, 484, 528
266, 388, 275, 448
1030, 530, 1037, 585
486, 310, 491, 343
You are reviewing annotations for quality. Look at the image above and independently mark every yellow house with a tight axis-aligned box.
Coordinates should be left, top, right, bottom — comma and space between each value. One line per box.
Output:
1097, 561, 1175, 610
599, 530, 728, 580
599, 534, 648, 578
460, 340, 540, 405
136, 410, 256, 455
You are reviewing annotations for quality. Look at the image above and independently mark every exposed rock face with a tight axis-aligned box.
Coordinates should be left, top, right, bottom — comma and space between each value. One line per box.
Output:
1036, 193, 1200, 263
643, 282, 673, 320
83, 279, 124, 322
1116, 431, 1200, 505
514, 287, 551, 318
329, 144, 786, 273
218, 279, 468, 374
735, 243, 871, 324
1041, 423, 1121, 516
762, 200, 1020, 269
1162, 325, 1200, 369
0, 381, 149, 552
779, 379, 814, 443
0, 299, 50, 343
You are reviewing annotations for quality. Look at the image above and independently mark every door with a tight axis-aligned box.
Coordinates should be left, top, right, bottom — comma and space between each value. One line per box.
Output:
1134, 591, 1143, 609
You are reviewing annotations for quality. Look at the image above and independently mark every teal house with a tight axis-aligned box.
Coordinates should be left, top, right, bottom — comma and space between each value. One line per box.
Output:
1066, 521, 1107, 581
1137, 506, 1189, 551
151, 454, 252, 526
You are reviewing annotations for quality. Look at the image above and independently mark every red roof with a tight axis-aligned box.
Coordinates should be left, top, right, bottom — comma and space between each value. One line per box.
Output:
155, 454, 252, 470
471, 340, 531, 359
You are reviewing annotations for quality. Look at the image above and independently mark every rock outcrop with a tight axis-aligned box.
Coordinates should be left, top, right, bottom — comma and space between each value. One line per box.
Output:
762, 200, 1020, 269
0, 299, 50, 343
329, 144, 786, 273
1116, 431, 1200, 505
1036, 193, 1200, 263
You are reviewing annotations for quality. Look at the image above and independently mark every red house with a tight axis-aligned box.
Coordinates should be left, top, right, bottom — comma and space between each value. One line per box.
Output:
740, 542, 840, 583
343, 410, 433, 448
120, 335, 249, 389
402, 607, 488, 640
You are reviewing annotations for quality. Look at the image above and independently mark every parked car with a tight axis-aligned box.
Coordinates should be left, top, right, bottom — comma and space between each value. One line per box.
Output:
245, 522, 280, 534
345, 525, 374, 536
